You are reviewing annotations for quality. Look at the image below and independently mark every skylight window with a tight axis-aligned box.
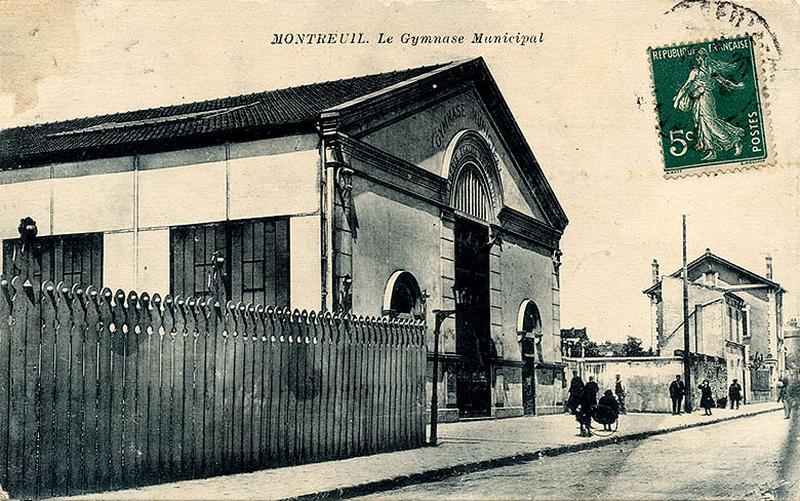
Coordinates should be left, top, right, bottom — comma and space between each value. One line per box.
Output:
46, 101, 260, 138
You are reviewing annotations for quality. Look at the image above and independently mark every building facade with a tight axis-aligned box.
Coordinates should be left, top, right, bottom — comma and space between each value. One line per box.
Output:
0, 58, 568, 420
644, 251, 786, 402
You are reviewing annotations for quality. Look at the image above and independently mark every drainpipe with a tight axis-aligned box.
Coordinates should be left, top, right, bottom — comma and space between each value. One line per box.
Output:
318, 138, 329, 311
319, 114, 342, 312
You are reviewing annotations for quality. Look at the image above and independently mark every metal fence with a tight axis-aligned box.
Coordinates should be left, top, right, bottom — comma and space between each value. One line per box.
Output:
0, 275, 427, 499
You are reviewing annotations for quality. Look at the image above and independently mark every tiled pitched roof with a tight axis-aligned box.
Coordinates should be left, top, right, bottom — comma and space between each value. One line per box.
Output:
0, 62, 449, 168
669, 251, 784, 291
643, 251, 785, 295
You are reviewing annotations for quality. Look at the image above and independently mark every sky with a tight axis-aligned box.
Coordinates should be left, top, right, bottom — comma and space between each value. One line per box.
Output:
1, 0, 798, 346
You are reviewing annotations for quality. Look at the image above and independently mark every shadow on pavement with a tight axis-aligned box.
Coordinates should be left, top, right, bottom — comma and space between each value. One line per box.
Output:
775, 407, 799, 499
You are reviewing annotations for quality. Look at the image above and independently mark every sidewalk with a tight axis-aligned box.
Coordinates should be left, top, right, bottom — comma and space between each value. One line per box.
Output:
58, 402, 780, 501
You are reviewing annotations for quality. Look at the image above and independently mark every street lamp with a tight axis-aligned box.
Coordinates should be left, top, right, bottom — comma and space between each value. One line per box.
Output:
429, 283, 471, 446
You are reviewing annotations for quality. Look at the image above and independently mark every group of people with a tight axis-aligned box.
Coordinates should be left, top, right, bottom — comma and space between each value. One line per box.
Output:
668, 374, 743, 415
568, 369, 800, 430
567, 372, 625, 437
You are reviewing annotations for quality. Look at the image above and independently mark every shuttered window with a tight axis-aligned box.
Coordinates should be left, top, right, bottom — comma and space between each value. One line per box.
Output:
2, 233, 103, 288
170, 218, 290, 306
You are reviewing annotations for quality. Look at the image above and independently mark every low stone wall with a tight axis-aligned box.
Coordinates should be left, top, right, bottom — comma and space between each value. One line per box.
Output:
534, 363, 567, 414
565, 355, 731, 413
565, 357, 684, 413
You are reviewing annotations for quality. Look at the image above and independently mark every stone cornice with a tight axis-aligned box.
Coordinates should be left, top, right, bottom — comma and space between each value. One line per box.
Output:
497, 206, 562, 250
337, 133, 446, 205
336, 135, 563, 252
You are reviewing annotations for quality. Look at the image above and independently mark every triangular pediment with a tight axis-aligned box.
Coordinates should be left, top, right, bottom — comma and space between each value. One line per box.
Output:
321, 58, 568, 232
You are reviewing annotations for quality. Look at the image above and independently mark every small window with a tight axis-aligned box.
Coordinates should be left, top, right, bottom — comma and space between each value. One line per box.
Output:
742, 309, 749, 339
2, 233, 103, 288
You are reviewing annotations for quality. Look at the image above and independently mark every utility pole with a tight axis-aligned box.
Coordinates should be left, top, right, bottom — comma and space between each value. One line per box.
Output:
682, 215, 692, 412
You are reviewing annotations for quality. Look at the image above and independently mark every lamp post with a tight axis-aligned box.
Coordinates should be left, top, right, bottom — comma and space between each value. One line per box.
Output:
429, 284, 470, 446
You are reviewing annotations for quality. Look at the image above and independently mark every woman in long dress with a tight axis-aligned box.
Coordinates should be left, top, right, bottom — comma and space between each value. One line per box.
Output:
699, 379, 715, 416
673, 48, 745, 161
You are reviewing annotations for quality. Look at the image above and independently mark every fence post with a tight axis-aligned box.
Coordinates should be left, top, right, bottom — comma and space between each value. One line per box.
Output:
13, 218, 39, 287
208, 252, 227, 305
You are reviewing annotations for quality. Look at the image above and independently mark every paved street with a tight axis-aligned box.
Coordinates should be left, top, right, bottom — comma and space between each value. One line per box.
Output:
56, 403, 780, 500
361, 411, 800, 500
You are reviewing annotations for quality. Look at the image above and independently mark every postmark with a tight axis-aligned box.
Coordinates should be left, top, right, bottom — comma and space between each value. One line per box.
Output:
649, 35, 769, 176
665, 0, 782, 79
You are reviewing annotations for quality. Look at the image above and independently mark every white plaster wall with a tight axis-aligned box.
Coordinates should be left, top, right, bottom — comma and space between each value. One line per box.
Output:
228, 149, 320, 220
289, 215, 321, 311
103, 232, 136, 292
138, 162, 227, 228
52, 172, 134, 234
0, 137, 322, 307
137, 228, 170, 295
0, 179, 52, 238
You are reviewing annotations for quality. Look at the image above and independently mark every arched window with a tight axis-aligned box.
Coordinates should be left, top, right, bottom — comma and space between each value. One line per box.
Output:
517, 299, 542, 337
382, 271, 424, 319
453, 163, 492, 222
518, 300, 543, 369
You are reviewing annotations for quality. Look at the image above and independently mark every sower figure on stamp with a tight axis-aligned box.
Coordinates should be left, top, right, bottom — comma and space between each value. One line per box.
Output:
728, 379, 743, 409
673, 48, 745, 161
669, 374, 686, 414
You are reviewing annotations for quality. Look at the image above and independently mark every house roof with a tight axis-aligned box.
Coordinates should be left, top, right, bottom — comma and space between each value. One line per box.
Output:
0, 62, 449, 169
643, 250, 785, 295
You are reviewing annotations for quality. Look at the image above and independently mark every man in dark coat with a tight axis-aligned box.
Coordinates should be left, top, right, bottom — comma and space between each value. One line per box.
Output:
728, 379, 743, 409
575, 384, 597, 437
584, 375, 599, 407
567, 371, 584, 414
669, 375, 686, 414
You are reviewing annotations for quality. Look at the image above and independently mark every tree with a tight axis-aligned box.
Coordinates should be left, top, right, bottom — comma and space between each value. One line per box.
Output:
583, 341, 602, 357
621, 336, 648, 357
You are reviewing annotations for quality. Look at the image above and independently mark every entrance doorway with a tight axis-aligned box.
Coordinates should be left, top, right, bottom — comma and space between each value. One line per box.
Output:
454, 217, 492, 418
518, 300, 542, 416
521, 338, 536, 415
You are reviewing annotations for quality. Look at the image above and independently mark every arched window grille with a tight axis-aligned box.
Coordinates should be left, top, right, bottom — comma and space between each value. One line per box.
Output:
453, 163, 492, 222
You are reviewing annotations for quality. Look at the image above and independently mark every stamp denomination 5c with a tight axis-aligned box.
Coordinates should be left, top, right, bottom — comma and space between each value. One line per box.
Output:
649, 36, 768, 175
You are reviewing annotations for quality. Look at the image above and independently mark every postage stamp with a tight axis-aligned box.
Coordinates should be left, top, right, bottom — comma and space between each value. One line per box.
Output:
649, 35, 768, 175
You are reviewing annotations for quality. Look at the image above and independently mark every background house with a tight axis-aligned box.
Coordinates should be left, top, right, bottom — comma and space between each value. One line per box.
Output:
0, 58, 568, 421
644, 250, 786, 402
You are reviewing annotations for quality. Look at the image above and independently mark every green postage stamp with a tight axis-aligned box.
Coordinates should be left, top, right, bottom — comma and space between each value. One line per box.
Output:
649, 36, 768, 175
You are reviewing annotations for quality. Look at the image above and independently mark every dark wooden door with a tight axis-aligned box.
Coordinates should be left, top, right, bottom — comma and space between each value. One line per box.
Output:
454, 217, 492, 418
521, 338, 536, 415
